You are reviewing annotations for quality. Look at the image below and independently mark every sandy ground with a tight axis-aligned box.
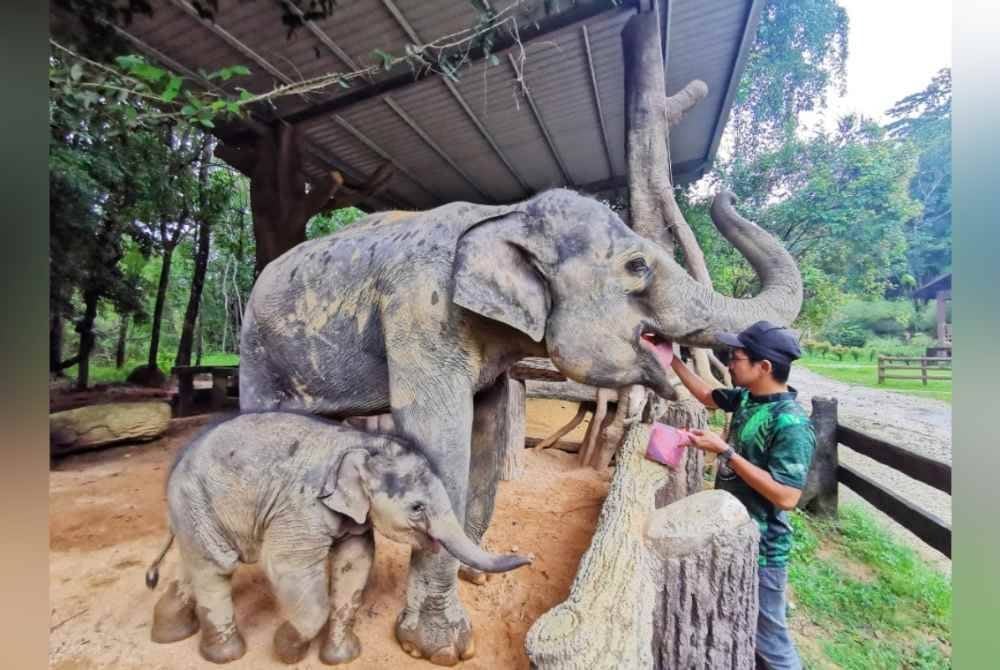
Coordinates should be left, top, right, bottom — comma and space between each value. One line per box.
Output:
789, 366, 952, 572
49, 401, 610, 670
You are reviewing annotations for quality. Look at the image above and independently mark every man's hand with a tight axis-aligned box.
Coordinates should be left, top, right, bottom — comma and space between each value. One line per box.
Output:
686, 428, 729, 454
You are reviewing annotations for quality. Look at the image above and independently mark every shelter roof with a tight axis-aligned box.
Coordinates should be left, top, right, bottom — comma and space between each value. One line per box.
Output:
53, 0, 762, 210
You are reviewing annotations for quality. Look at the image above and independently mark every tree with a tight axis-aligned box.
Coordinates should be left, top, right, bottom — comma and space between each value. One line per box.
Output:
886, 68, 952, 288
175, 139, 224, 368
687, 116, 920, 331
729, 0, 849, 158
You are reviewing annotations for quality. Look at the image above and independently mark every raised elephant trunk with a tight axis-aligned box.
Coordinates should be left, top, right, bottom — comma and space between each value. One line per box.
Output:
429, 514, 532, 574
651, 190, 803, 347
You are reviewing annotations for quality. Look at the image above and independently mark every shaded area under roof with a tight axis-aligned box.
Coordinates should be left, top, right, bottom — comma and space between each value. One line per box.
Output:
913, 273, 952, 300
53, 0, 762, 210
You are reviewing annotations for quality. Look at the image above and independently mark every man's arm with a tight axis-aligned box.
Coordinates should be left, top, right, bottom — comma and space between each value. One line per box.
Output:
670, 356, 718, 409
686, 429, 802, 510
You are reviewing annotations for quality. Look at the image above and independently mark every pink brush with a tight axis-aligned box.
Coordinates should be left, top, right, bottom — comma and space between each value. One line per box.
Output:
645, 422, 694, 470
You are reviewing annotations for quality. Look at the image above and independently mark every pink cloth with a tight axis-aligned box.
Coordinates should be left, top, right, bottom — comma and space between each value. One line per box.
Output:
645, 422, 694, 470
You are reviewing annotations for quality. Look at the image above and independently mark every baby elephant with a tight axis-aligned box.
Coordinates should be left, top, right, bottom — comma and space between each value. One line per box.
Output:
145, 412, 531, 665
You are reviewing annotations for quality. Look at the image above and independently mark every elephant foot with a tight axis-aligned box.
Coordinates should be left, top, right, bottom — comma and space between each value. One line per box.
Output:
197, 607, 246, 665
151, 581, 200, 643
395, 604, 475, 666
273, 621, 313, 665
319, 630, 362, 665
458, 566, 488, 586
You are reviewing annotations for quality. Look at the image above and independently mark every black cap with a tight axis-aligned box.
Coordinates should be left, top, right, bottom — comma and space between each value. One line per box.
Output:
716, 320, 801, 365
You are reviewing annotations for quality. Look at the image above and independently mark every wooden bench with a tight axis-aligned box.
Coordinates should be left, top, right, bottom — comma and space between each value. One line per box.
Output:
172, 365, 239, 416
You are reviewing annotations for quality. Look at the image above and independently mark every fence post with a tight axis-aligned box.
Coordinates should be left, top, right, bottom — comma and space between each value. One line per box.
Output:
921, 358, 928, 385
877, 356, 885, 384
799, 396, 839, 517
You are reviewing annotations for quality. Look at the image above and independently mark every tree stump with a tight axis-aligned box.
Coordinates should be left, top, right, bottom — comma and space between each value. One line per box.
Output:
525, 421, 669, 668
647, 490, 759, 669
654, 398, 708, 508
50, 401, 171, 456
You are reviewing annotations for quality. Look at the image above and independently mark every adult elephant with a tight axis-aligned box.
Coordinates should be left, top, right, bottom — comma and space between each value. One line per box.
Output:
239, 188, 802, 665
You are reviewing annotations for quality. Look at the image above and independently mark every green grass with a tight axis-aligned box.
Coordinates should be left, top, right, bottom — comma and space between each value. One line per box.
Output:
798, 354, 951, 403
789, 505, 951, 669
60, 352, 240, 386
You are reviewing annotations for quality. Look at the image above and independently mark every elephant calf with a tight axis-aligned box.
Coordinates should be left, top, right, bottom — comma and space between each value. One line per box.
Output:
145, 412, 530, 665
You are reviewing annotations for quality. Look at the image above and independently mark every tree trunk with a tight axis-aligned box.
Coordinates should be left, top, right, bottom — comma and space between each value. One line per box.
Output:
147, 246, 173, 370
50, 311, 64, 377
115, 314, 129, 369
653, 397, 708, 508
175, 144, 213, 368
195, 315, 203, 366
647, 490, 759, 669
75, 288, 99, 390
525, 421, 670, 668
50, 401, 172, 456
623, 13, 719, 388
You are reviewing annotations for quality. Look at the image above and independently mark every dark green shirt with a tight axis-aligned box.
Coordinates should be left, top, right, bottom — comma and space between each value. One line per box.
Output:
711, 387, 816, 567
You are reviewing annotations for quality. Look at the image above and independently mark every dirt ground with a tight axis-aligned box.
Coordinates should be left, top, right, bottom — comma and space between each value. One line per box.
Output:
49, 399, 610, 670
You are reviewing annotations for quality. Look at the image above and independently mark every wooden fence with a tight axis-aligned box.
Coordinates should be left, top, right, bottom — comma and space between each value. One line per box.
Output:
803, 399, 951, 557
877, 355, 952, 385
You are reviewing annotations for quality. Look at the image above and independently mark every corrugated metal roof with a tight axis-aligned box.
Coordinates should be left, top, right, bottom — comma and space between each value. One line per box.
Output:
54, 0, 761, 209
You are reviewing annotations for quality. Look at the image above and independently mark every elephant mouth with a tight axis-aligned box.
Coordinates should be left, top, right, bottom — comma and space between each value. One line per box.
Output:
638, 326, 674, 372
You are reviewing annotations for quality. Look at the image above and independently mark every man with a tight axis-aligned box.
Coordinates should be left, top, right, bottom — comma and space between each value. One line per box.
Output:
670, 320, 815, 670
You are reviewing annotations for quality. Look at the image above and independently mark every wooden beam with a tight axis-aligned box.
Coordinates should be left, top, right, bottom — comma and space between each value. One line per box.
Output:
332, 114, 441, 202
507, 52, 573, 185
383, 96, 494, 202
302, 146, 410, 211
837, 424, 952, 494
273, 0, 637, 127
280, 0, 366, 75
109, 24, 405, 212
170, 0, 295, 86
509, 358, 567, 382
379, 0, 533, 197
838, 464, 951, 557
581, 25, 615, 176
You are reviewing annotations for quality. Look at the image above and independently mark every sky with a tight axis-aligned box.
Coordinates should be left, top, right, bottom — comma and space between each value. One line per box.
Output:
800, 0, 952, 130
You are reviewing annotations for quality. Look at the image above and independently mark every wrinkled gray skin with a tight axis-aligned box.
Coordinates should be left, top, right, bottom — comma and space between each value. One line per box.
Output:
146, 412, 529, 666
239, 188, 802, 664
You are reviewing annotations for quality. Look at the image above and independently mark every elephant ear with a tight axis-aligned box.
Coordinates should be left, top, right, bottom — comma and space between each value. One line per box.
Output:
452, 214, 550, 342
319, 450, 370, 525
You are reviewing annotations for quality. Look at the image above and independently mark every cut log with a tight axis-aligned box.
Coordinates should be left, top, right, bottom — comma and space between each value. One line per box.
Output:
50, 401, 171, 456
526, 379, 599, 403
647, 490, 759, 669
525, 419, 759, 670
654, 398, 708, 508
525, 421, 669, 667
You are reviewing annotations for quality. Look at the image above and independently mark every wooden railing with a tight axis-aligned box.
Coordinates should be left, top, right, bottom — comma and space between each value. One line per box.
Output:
877, 355, 952, 385
803, 398, 951, 557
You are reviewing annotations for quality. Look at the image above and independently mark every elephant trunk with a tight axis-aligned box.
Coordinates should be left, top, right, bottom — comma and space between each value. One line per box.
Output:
429, 514, 532, 574
651, 190, 803, 347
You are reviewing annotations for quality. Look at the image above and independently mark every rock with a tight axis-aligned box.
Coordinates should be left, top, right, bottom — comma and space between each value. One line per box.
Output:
50, 401, 172, 455
126, 364, 168, 388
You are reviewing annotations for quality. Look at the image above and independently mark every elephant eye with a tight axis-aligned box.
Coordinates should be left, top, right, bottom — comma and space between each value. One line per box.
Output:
409, 502, 425, 515
625, 257, 649, 274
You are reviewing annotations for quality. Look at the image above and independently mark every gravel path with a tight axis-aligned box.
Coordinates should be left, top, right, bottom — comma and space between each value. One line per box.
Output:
789, 366, 952, 571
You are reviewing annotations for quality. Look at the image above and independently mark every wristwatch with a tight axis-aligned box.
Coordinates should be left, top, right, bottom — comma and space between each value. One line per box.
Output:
717, 446, 736, 465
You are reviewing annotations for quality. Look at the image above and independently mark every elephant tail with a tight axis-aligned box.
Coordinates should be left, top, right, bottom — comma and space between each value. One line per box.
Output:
145, 533, 175, 590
